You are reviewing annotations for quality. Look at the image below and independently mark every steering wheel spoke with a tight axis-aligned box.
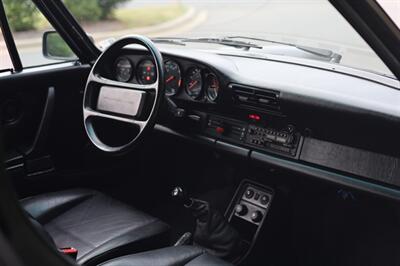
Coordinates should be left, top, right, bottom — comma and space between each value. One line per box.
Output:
90, 74, 157, 92
83, 108, 147, 130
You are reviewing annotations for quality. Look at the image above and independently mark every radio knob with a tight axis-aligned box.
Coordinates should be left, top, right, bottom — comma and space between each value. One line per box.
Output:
235, 204, 248, 216
287, 124, 295, 133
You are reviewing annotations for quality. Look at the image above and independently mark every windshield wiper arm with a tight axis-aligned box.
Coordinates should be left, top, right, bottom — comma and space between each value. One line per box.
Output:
152, 37, 262, 50
180, 37, 262, 50
226, 36, 342, 63
151, 38, 186, 46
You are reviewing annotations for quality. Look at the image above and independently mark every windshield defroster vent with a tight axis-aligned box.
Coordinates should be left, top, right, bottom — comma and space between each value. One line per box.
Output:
230, 84, 281, 113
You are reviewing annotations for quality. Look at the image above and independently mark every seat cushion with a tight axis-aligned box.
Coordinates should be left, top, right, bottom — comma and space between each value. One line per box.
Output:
21, 188, 170, 266
98, 245, 232, 266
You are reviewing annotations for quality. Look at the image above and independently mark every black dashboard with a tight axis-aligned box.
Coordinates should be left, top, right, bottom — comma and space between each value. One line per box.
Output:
104, 47, 400, 200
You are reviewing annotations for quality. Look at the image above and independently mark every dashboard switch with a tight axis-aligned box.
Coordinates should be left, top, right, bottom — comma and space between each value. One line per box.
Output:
245, 189, 255, 199
260, 195, 270, 205
216, 126, 225, 135
251, 210, 263, 223
235, 204, 248, 216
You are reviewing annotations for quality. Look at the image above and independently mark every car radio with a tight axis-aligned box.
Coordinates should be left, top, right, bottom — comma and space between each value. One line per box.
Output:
204, 115, 301, 157
245, 124, 299, 157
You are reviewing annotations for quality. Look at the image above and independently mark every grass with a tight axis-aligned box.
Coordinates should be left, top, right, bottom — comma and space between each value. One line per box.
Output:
114, 4, 187, 28
35, 4, 187, 31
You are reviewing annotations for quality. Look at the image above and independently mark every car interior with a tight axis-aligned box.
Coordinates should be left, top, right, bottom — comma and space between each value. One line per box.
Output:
0, 0, 400, 266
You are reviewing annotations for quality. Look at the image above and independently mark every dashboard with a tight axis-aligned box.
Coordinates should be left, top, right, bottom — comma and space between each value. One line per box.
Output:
102, 47, 400, 201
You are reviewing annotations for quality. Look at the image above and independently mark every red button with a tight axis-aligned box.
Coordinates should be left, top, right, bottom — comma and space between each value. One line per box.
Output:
216, 127, 225, 134
249, 114, 261, 121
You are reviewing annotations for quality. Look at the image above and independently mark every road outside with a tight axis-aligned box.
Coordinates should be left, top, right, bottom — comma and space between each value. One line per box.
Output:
2, 0, 398, 77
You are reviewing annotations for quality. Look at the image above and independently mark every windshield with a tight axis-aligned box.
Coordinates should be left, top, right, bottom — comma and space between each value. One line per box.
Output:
71, 0, 395, 78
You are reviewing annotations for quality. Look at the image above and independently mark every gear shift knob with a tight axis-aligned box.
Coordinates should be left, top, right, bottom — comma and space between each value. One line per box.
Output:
171, 187, 192, 206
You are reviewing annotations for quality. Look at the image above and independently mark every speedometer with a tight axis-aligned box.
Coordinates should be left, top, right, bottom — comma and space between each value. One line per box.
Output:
164, 60, 182, 96
185, 67, 203, 99
115, 57, 133, 82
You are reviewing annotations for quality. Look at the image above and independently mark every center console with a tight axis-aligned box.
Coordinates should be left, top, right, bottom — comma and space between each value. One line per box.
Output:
225, 180, 274, 263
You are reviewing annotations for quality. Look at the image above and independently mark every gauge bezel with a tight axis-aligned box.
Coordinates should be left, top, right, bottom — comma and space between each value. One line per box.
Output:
114, 56, 134, 82
136, 58, 157, 85
205, 73, 220, 102
164, 59, 182, 97
185, 66, 203, 100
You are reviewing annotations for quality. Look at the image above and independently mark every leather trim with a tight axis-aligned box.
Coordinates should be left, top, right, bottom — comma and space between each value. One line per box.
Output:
21, 188, 171, 265
98, 245, 205, 266
78, 219, 170, 266
98, 245, 232, 266
21, 189, 96, 223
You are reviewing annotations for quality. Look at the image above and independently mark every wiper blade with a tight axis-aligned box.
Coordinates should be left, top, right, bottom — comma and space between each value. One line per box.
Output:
151, 38, 186, 46
181, 37, 262, 50
226, 36, 342, 63
152, 37, 262, 50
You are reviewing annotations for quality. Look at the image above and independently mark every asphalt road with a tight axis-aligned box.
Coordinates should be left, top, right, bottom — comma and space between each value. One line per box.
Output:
15, 0, 394, 76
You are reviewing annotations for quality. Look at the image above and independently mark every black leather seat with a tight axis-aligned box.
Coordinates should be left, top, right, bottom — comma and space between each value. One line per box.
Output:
21, 189, 170, 266
99, 245, 232, 266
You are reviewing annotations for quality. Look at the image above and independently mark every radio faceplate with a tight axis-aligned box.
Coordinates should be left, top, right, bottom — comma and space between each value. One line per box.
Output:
245, 124, 300, 157
205, 115, 301, 158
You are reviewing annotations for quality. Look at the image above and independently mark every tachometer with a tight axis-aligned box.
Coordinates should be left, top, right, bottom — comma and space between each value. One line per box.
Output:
164, 60, 182, 96
205, 73, 219, 102
185, 67, 203, 99
115, 57, 133, 82
137, 59, 157, 84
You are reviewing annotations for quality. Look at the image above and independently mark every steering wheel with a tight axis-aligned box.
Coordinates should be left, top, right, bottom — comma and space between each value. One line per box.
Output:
83, 35, 164, 154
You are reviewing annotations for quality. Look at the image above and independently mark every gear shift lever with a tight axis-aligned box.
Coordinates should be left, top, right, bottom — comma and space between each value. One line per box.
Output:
171, 187, 240, 259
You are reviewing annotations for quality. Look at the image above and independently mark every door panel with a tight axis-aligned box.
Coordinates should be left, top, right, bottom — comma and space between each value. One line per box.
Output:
0, 63, 91, 195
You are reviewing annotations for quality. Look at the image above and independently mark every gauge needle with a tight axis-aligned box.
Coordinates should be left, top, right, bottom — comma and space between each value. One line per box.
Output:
166, 76, 175, 83
189, 80, 198, 89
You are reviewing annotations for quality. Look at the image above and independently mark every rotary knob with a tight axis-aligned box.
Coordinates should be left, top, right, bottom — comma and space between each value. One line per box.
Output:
235, 204, 248, 216
251, 210, 263, 223
245, 189, 255, 199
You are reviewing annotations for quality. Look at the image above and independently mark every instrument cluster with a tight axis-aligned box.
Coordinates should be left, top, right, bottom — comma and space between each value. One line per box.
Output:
113, 55, 220, 103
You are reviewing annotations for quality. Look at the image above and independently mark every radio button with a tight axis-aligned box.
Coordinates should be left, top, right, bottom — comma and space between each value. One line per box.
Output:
276, 136, 286, 143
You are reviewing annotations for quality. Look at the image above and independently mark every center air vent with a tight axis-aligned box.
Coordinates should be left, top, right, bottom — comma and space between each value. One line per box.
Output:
230, 84, 281, 113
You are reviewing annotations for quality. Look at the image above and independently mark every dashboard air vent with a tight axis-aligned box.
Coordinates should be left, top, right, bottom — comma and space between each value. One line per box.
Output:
230, 84, 281, 113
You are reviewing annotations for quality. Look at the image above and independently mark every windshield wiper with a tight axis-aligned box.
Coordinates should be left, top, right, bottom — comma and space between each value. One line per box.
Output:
181, 37, 262, 50
151, 38, 186, 46
152, 37, 262, 50
226, 36, 342, 63
152, 36, 341, 63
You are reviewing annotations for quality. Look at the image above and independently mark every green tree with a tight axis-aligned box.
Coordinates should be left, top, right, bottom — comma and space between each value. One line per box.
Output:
64, 0, 102, 22
3, 0, 38, 32
98, 0, 130, 19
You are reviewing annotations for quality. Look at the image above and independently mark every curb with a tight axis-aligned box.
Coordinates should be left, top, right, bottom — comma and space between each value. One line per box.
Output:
10, 6, 201, 50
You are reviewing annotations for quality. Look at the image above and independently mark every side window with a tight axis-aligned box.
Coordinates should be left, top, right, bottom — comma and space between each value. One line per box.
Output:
2, 0, 76, 68
0, 27, 13, 71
